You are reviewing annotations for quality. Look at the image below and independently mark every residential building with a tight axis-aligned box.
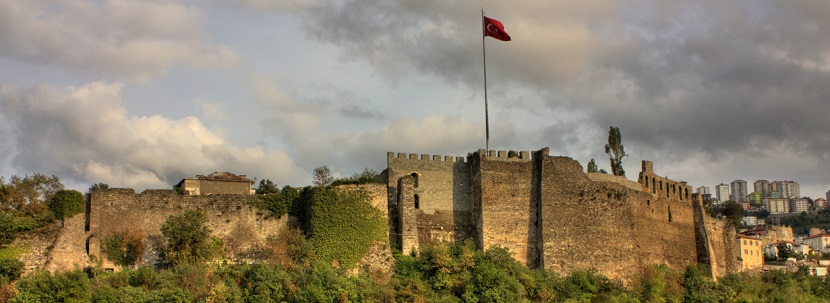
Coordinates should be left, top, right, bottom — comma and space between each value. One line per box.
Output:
790, 198, 811, 214
826, 190, 830, 204
715, 183, 730, 204
764, 198, 790, 215
176, 171, 255, 196
731, 180, 748, 203
754, 180, 770, 196
803, 233, 830, 254
737, 234, 764, 270
771, 181, 800, 199
697, 186, 710, 195
742, 216, 758, 226
764, 240, 795, 259
815, 198, 828, 211
746, 192, 763, 205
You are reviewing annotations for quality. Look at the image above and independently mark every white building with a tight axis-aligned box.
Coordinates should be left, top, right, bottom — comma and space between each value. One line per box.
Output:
803, 234, 830, 254
715, 183, 730, 204
765, 198, 790, 215
790, 198, 811, 214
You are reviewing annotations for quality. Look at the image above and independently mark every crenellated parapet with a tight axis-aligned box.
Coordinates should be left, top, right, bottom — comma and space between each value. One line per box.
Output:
475, 149, 533, 162
387, 152, 467, 163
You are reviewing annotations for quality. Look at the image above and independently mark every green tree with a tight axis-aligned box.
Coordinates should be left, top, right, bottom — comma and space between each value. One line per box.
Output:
87, 183, 109, 194
0, 173, 64, 216
587, 159, 599, 173
722, 201, 743, 228
312, 166, 333, 187
604, 126, 628, 177
102, 230, 145, 268
48, 189, 85, 221
777, 243, 798, 260
159, 210, 221, 266
255, 179, 279, 195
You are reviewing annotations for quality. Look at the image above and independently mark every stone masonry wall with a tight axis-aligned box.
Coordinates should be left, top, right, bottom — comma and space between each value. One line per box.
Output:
472, 150, 538, 267
87, 189, 288, 268
387, 152, 475, 251
387, 147, 737, 284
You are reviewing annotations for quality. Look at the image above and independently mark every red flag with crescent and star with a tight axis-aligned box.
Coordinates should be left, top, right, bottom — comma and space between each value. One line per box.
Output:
483, 16, 511, 41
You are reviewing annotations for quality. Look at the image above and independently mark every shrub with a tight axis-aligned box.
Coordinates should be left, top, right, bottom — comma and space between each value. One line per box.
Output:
102, 230, 144, 267
48, 189, 85, 221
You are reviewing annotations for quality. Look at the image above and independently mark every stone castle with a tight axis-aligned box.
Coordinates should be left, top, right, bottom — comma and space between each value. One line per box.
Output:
33, 147, 738, 284
386, 148, 739, 281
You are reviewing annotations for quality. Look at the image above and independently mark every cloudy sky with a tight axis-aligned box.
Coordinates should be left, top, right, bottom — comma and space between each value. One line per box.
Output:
1, 0, 829, 198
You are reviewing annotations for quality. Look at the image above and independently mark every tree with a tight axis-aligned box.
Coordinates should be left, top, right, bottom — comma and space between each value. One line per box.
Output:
604, 126, 628, 177
587, 159, 599, 173
0, 173, 64, 215
777, 243, 798, 260
159, 210, 221, 266
48, 190, 85, 221
102, 230, 144, 268
312, 166, 333, 187
721, 201, 743, 228
255, 179, 279, 195
87, 183, 109, 194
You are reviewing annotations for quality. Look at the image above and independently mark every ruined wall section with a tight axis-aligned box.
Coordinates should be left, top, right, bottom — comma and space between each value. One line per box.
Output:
536, 152, 699, 284
471, 149, 537, 267
694, 200, 740, 279
387, 152, 474, 251
88, 189, 287, 268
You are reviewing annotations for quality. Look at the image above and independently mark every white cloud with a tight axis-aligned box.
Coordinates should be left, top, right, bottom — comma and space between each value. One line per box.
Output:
0, 81, 309, 189
0, 0, 239, 81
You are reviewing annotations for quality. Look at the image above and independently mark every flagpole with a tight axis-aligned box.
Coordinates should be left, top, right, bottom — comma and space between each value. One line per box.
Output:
481, 8, 490, 153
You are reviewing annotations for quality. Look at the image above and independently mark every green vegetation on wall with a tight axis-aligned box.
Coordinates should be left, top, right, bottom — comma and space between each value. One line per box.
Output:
299, 187, 386, 269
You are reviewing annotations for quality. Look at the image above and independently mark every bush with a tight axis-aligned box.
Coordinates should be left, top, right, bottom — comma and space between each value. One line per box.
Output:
12, 270, 92, 302
48, 189, 85, 221
158, 210, 222, 267
102, 230, 145, 267
0, 258, 23, 282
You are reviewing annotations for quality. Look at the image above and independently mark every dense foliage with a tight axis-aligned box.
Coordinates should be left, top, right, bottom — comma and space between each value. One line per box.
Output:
779, 210, 830, 235
47, 189, 85, 221
158, 210, 223, 267
251, 186, 300, 218
102, 230, 145, 268
299, 187, 386, 268
331, 168, 383, 186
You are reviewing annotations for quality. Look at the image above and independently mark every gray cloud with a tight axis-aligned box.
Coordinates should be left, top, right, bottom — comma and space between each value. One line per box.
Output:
0, 81, 309, 189
0, 0, 238, 81
288, 0, 830, 195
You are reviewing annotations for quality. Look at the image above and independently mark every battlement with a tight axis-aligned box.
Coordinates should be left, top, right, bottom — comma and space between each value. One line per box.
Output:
387, 152, 467, 163
475, 149, 534, 162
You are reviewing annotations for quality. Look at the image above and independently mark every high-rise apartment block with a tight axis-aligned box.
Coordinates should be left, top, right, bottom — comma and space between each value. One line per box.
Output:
770, 181, 800, 199
754, 180, 769, 196
731, 180, 748, 202
697, 186, 710, 195
715, 183, 730, 204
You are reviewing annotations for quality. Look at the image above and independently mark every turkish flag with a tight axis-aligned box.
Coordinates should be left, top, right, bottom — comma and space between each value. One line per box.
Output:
483, 16, 511, 41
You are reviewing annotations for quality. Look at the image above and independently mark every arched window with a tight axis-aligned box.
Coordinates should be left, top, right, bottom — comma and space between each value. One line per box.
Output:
645, 176, 649, 188
414, 194, 420, 209
411, 173, 419, 188
653, 179, 657, 194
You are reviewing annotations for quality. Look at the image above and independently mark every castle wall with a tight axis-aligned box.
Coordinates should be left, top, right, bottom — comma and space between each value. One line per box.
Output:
387, 152, 475, 251
471, 150, 538, 267
386, 147, 738, 284
88, 189, 288, 268
534, 152, 701, 284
